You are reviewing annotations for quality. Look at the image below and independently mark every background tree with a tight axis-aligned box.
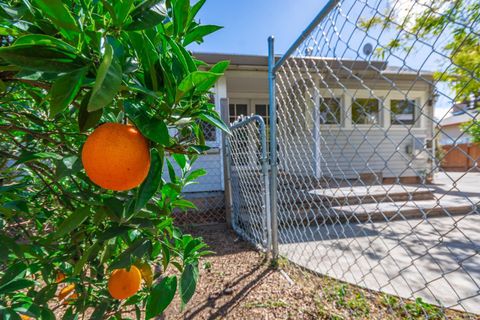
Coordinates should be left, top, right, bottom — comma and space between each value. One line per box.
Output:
360, 0, 479, 141
361, 0, 479, 99
0, 0, 228, 319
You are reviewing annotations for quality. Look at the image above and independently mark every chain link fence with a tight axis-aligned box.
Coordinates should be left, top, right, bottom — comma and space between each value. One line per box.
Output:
173, 117, 226, 226
227, 115, 271, 250
226, 0, 480, 317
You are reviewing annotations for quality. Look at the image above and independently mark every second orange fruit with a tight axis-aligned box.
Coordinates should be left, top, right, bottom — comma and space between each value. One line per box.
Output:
108, 266, 142, 300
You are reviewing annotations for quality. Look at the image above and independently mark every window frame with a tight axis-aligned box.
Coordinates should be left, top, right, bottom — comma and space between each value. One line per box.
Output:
385, 92, 424, 129
351, 96, 382, 127
316, 89, 345, 128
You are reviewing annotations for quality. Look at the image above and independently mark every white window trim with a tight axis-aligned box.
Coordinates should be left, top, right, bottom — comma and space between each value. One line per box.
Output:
384, 91, 425, 129
349, 90, 384, 128
317, 88, 346, 129
314, 89, 427, 130
228, 99, 251, 123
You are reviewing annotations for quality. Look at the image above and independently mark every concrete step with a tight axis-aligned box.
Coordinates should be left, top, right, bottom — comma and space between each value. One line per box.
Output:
277, 184, 435, 206
278, 195, 478, 226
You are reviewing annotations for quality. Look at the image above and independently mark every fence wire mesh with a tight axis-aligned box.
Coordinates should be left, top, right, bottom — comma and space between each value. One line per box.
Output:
173, 191, 225, 226
227, 116, 270, 250
265, 0, 480, 317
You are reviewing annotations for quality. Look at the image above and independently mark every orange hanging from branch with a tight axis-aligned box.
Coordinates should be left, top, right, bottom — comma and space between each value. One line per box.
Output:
82, 123, 150, 191
108, 266, 142, 300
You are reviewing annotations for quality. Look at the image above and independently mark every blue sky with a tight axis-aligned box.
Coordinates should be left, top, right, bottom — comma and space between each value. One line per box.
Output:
188, 0, 324, 56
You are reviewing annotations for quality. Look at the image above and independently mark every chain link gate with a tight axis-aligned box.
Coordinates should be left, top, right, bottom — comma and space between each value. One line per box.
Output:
226, 115, 271, 251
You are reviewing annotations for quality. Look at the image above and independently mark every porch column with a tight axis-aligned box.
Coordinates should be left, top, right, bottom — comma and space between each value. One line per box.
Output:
215, 76, 232, 226
312, 75, 322, 179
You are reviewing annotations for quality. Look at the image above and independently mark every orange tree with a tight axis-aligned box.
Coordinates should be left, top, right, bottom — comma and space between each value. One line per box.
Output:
0, 0, 228, 319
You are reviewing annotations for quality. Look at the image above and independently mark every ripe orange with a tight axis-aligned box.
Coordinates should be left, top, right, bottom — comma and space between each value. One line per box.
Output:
81, 123, 150, 191
108, 266, 142, 300
58, 283, 75, 300
63, 292, 79, 305
20, 315, 31, 320
55, 272, 65, 283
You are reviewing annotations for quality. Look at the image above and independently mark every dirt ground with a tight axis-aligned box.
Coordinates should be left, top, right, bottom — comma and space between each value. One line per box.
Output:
164, 224, 477, 320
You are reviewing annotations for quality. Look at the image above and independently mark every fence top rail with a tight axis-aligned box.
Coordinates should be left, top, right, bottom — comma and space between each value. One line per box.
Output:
229, 115, 266, 131
272, 0, 339, 73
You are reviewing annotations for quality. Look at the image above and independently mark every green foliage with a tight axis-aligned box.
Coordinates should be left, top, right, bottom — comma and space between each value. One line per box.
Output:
359, 0, 480, 100
0, 0, 227, 318
461, 114, 480, 143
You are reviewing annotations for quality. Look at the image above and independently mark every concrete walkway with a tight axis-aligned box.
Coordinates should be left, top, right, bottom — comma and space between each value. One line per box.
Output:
278, 172, 480, 314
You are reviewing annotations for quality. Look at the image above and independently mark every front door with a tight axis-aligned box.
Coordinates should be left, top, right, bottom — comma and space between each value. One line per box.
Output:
228, 100, 270, 167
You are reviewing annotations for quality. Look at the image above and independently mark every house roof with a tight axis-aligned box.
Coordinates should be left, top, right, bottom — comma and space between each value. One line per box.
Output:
439, 110, 479, 127
193, 52, 435, 78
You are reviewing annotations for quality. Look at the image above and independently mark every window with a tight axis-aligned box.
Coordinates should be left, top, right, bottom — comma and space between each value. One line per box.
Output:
391, 99, 415, 125
352, 98, 379, 125
229, 103, 248, 124
200, 121, 217, 142
319, 98, 341, 124
255, 104, 270, 126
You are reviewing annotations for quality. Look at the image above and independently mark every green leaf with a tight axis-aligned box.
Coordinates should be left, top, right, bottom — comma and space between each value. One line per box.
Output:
0, 262, 27, 288
161, 243, 170, 270
125, 8, 166, 31
176, 61, 229, 101
90, 302, 110, 320
166, 159, 177, 183
56, 156, 82, 179
186, 168, 206, 181
0, 45, 84, 72
125, 103, 170, 145
145, 276, 177, 319
176, 71, 217, 101
189, 0, 206, 23
135, 148, 163, 212
78, 91, 102, 131
198, 112, 230, 134
109, 239, 151, 270
88, 44, 122, 111
173, 0, 190, 36
167, 37, 195, 75
183, 25, 222, 46
180, 263, 198, 307
14, 35, 77, 53
14, 151, 62, 165
209, 60, 230, 75
49, 67, 87, 118
41, 308, 56, 320
0, 278, 35, 294
53, 206, 90, 239
2, 200, 29, 213
73, 242, 101, 275
33, 0, 79, 32
172, 153, 187, 170
97, 225, 132, 241
114, 0, 135, 26
172, 199, 196, 210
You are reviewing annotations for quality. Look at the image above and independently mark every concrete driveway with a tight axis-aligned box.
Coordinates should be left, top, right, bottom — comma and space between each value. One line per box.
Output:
278, 172, 480, 314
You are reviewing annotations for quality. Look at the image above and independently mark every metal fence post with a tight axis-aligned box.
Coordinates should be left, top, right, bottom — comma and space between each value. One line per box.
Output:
268, 36, 279, 260
220, 97, 233, 227
259, 118, 271, 252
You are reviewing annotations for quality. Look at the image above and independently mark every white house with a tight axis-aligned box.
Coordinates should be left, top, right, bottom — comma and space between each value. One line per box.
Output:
174, 53, 436, 221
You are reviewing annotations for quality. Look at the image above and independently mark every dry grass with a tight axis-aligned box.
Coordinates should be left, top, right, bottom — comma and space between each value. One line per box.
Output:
165, 224, 478, 320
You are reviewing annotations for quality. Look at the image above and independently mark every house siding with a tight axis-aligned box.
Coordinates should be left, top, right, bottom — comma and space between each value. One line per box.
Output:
318, 128, 431, 179
164, 150, 224, 193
